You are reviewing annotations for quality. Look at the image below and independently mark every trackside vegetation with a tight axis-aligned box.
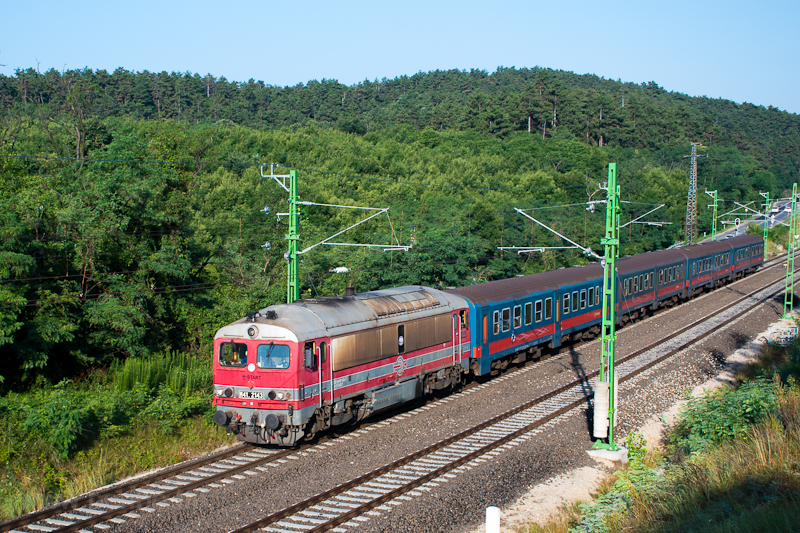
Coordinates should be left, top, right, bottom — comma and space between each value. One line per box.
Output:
520, 340, 800, 533
0, 354, 229, 519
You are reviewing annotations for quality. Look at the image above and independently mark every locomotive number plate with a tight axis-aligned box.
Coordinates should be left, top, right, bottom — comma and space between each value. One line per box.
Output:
239, 391, 264, 399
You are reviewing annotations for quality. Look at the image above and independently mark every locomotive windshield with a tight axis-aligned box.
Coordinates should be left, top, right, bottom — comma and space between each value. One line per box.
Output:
219, 341, 248, 367
257, 343, 291, 369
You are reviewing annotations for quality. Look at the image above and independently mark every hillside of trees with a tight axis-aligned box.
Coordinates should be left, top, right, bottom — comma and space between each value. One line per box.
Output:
0, 66, 797, 390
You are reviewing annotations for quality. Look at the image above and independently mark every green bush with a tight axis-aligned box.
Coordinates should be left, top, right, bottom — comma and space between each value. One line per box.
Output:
670, 378, 777, 455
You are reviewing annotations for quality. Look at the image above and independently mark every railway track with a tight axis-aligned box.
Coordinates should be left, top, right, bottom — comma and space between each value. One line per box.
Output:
228, 262, 795, 533
2, 253, 793, 533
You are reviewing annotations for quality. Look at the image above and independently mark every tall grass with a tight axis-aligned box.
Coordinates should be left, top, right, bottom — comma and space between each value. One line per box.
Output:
111, 349, 211, 396
611, 377, 800, 532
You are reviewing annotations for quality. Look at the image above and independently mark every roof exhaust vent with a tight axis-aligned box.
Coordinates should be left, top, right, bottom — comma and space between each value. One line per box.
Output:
345, 286, 356, 297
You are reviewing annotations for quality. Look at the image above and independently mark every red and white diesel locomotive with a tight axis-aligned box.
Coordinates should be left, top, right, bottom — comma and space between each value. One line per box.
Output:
211, 234, 763, 445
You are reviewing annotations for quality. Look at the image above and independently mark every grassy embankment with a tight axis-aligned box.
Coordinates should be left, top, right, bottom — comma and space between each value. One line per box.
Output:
519, 333, 800, 533
0, 352, 233, 519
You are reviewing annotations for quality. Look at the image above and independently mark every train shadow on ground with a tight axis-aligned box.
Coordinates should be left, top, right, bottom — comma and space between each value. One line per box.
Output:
569, 346, 594, 434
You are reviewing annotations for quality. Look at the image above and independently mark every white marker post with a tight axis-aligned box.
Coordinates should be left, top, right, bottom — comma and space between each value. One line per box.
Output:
486, 506, 500, 533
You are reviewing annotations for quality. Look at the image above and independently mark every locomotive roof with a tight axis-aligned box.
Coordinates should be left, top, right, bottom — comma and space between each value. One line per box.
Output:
447, 263, 603, 306
215, 286, 465, 342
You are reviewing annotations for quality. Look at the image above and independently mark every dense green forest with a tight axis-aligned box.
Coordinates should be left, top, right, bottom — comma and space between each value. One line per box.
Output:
1, 66, 798, 390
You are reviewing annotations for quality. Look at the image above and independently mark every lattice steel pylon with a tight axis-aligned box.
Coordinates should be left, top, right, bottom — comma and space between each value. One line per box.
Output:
684, 144, 700, 244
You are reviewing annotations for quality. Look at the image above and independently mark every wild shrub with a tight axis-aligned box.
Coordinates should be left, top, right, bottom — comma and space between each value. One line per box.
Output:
670, 377, 777, 455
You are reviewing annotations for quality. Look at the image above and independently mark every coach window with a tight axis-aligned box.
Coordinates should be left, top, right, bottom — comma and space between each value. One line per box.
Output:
493, 311, 500, 335
219, 341, 248, 367
639, 274, 644, 291
563, 294, 570, 314
624, 278, 629, 296
545, 297, 553, 320
596, 287, 601, 305
535, 300, 543, 322
580, 289, 587, 309
524, 302, 532, 325
659, 270, 664, 285
571, 291, 579, 312
502, 308, 511, 332
513, 305, 522, 329
633, 276, 639, 293
588, 287, 595, 306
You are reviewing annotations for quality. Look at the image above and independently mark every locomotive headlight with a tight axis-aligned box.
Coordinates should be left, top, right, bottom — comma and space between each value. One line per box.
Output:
215, 388, 224, 396
224, 387, 233, 397
247, 326, 259, 338
277, 392, 285, 400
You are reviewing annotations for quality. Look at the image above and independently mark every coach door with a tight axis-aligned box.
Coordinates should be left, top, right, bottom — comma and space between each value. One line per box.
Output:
452, 313, 461, 365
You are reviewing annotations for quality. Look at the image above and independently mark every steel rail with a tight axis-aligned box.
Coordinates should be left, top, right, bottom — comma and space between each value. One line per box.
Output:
230, 264, 794, 533
0, 445, 300, 533
0, 443, 256, 532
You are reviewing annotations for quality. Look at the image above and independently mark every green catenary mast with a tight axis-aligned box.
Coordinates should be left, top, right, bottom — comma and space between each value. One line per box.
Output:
760, 191, 771, 245
706, 189, 718, 241
286, 170, 300, 303
593, 163, 620, 451
784, 184, 798, 319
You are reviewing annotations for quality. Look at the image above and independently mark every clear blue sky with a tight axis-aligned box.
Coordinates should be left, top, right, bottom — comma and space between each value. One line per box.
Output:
3, 0, 798, 113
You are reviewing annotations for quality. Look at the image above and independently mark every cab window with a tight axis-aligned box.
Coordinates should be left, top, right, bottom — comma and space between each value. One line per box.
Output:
219, 341, 248, 367
257, 343, 291, 369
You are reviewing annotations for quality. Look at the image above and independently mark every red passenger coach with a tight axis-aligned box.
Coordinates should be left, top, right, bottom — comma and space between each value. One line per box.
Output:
212, 286, 470, 445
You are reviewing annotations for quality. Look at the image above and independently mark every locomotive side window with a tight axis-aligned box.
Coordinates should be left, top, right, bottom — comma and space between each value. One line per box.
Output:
513, 305, 522, 329
502, 308, 511, 332
493, 311, 500, 335
320, 342, 327, 363
219, 341, 248, 367
580, 289, 587, 309
563, 294, 570, 314
545, 297, 553, 320
257, 343, 290, 369
535, 300, 543, 322
524, 302, 532, 325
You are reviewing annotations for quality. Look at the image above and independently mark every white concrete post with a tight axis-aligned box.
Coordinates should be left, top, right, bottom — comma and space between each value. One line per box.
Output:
486, 506, 500, 533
